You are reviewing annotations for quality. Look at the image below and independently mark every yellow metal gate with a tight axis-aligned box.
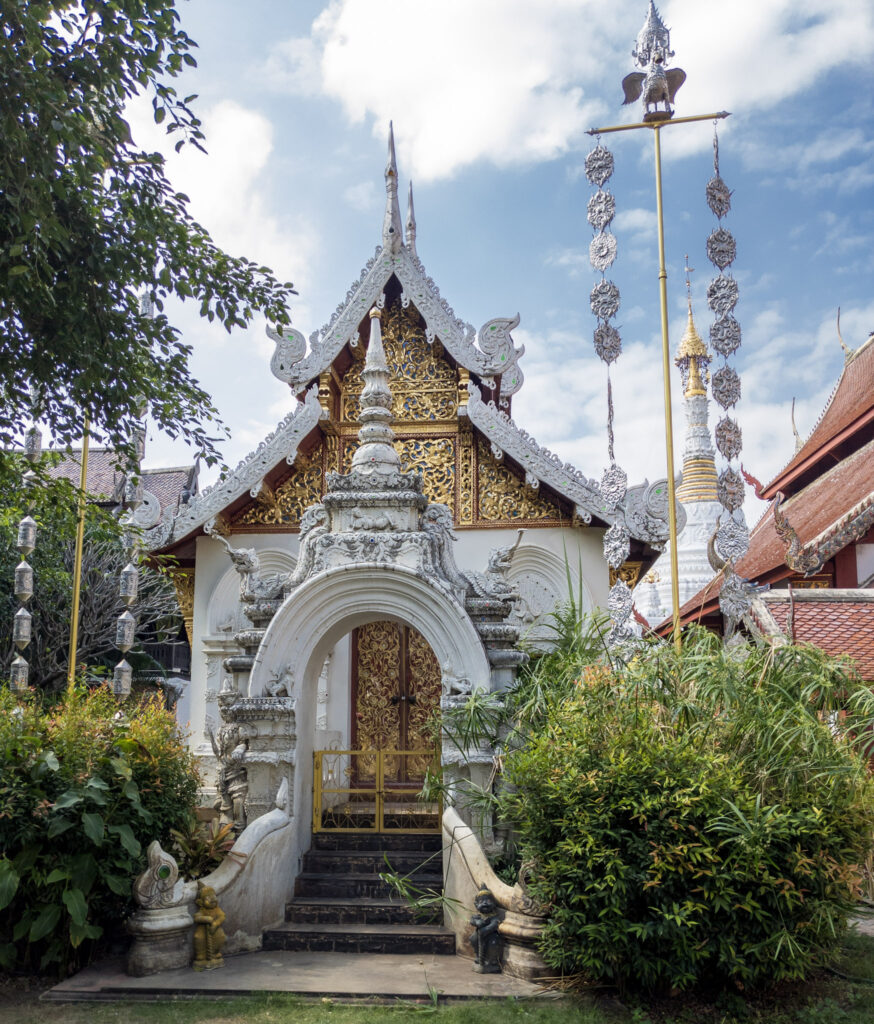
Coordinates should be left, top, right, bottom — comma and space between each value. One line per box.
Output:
313, 749, 441, 833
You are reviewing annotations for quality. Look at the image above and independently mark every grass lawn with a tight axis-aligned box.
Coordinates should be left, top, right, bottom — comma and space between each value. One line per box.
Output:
3, 932, 874, 1024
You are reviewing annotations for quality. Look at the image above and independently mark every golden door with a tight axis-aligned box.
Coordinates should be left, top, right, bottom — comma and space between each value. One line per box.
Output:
351, 620, 442, 782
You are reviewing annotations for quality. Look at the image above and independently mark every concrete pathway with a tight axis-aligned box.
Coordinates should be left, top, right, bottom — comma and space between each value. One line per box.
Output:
46, 951, 553, 1003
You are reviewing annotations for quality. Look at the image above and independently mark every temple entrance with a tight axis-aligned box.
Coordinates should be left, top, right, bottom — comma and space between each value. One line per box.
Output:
352, 620, 441, 781
313, 620, 442, 832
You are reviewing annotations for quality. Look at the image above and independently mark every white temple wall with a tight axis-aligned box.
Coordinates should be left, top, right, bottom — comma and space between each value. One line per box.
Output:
182, 523, 607, 768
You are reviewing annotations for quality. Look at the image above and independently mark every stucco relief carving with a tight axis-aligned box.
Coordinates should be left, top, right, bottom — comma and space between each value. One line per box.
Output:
144, 386, 326, 548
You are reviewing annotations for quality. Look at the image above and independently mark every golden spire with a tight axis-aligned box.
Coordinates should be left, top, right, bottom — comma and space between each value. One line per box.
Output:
674, 257, 709, 397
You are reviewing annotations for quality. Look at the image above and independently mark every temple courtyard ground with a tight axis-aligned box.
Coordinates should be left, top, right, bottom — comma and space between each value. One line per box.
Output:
1, 926, 874, 1024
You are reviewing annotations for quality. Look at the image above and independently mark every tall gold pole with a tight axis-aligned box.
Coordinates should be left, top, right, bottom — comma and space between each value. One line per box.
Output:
652, 126, 682, 651
67, 419, 90, 692
586, 111, 730, 650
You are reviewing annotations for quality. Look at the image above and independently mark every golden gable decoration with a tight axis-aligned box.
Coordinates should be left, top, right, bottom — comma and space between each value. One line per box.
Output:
342, 301, 457, 423
476, 438, 566, 524
233, 444, 324, 528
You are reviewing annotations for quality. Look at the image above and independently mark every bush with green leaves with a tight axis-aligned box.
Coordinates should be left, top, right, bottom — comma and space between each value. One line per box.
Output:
0, 685, 199, 974
499, 626, 874, 994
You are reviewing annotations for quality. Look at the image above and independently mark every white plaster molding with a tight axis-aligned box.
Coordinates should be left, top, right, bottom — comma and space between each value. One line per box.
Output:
268, 245, 525, 401
250, 564, 491, 700
145, 386, 326, 550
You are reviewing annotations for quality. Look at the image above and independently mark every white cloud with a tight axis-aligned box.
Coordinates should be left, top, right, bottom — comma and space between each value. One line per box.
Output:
263, 0, 874, 181
343, 180, 378, 212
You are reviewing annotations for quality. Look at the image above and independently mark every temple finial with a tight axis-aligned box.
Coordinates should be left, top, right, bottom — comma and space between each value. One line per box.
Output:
405, 180, 417, 256
350, 307, 401, 476
836, 307, 853, 361
790, 397, 804, 453
382, 122, 404, 254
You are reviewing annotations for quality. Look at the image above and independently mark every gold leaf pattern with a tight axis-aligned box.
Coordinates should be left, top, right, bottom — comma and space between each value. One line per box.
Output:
355, 621, 401, 779
476, 438, 565, 523
406, 629, 442, 777
234, 445, 324, 527
398, 437, 455, 508
342, 301, 457, 422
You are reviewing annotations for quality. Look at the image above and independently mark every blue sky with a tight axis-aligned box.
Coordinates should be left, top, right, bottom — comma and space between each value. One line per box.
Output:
136, 0, 874, 522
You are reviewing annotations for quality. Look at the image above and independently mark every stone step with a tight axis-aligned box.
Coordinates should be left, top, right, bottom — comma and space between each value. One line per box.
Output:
262, 922, 456, 956
285, 896, 442, 926
311, 832, 442, 853
302, 848, 442, 876
294, 871, 444, 900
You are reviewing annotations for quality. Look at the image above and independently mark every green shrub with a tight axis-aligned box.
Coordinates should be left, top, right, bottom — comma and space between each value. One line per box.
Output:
500, 627, 874, 994
0, 685, 199, 974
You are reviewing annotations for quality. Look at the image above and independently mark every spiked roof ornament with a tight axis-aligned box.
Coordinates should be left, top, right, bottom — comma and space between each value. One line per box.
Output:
350, 307, 401, 476
405, 180, 417, 256
632, 1, 674, 67
382, 122, 404, 254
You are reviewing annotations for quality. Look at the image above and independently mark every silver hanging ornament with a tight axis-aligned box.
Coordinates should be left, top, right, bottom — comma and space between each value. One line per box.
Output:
587, 189, 616, 230
17, 516, 36, 556
711, 366, 741, 408
24, 426, 42, 462
706, 275, 739, 316
13, 607, 32, 648
14, 561, 34, 603
714, 416, 742, 459
716, 514, 749, 562
710, 316, 741, 357
593, 323, 622, 363
10, 656, 29, 692
119, 562, 139, 605
603, 522, 631, 569
706, 177, 732, 218
607, 579, 634, 621
589, 233, 618, 272
601, 463, 628, 512
706, 228, 736, 270
590, 280, 621, 320
585, 145, 615, 186
717, 468, 745, 512
113, 660, 133, 698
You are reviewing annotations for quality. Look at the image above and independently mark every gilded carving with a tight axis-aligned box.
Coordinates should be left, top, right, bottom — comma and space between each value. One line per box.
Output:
342, 301, 457, 423
354, 622, 441, 781
458, 427, 474, 526
168, 568, 195, 645
609, 561, 644, 589
355, 621, 401, 780
234, 446, 324, 528
476, 439, 565, 524
398, 437, 455, 509
406, 629, 442, 777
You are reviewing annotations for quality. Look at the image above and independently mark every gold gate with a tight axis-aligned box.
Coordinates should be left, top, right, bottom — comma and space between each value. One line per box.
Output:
312, 749, 441, 833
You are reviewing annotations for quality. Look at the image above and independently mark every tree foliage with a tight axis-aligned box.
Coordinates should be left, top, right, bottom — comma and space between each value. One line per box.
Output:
0, 1, 296, 462
0, 685, 199, 974
500, 626, 874, 994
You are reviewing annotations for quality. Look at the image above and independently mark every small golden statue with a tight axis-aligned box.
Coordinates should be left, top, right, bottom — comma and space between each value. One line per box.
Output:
192, 882, 226, 971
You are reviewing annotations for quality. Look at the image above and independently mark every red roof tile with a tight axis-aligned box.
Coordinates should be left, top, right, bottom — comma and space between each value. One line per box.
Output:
765, 336, 874, 498
764, 597, 874, 680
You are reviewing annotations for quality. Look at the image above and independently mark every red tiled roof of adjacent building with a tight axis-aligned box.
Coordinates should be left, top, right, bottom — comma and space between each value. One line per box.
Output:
749, 592, 874, 680
668, 437, 874, 627
45, 448, 194, 517
764, 334, 874, 499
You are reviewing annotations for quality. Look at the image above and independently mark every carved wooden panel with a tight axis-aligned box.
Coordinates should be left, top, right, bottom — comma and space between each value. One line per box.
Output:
352, 621, 442, 782
233, 444, 324, 528
476, 438, 566, 524
342, 301, 457, 423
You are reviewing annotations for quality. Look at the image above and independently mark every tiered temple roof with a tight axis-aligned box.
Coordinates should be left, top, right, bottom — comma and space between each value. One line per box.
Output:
147, 128, 678, 572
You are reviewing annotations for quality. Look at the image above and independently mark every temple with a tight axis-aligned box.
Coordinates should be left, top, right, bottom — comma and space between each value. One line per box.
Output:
141, 128, 682, 960
636, 291, 723, 624
668, 326, 874, 680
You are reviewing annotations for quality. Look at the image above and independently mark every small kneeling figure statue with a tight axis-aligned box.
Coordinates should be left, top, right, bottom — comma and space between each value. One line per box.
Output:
468, 884, 502, 973
193, 882, 226, 971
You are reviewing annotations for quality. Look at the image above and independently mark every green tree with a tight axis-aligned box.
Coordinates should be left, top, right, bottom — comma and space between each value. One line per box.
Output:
0, 1, 296, 463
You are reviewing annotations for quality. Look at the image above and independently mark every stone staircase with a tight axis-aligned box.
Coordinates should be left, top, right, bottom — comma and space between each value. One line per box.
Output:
263, 832, 456, 955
